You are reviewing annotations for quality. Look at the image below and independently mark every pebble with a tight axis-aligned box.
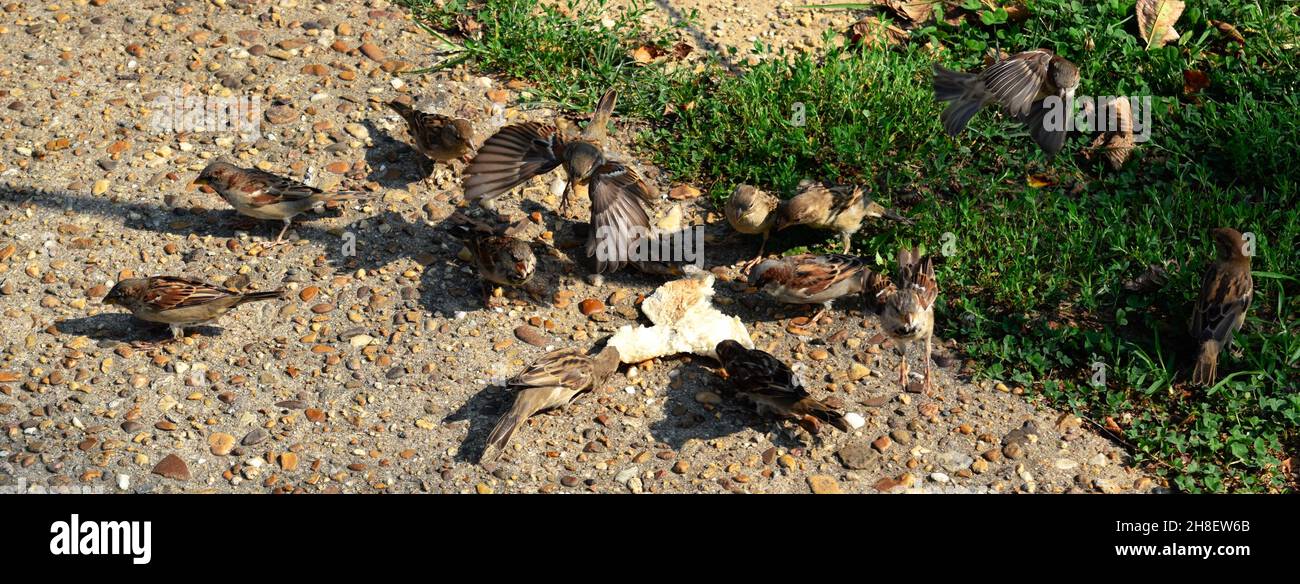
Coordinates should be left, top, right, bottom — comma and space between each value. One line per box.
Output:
807, 475, 841, 494
837, 441, 878, 470
151, 454, 190, 481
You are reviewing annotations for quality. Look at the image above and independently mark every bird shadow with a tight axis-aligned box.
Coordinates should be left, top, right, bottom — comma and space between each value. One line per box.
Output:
442, 383, 510, 464
360, 119, 435, 190
54, 314, 223, 345
647, 358, 806, 451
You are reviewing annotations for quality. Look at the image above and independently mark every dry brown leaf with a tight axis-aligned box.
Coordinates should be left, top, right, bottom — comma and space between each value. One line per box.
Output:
1088, 97, 1135, 170
1183, 69, 1210, 95
1209, 19, 1246, 45
1026, 174, 1055, 188
1136, 0, 1185, 49
847, 15, 909, 48
887, 0, 936, 24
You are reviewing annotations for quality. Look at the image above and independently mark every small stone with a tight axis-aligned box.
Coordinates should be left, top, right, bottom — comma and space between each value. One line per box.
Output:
514, 325, 547, 347
849, 363, 870, 381
668, 184, 701, 200
151, 454, 190, 480
359, 42, 385, 61
209, 432, 236, 456
279, 452, 299, 471
579, 298, 604, 316
694, 391, 722, 405
807, 475, 840, 494
264, 105, 296, 125
837, 441, 878, 470
871, 435, 891, 452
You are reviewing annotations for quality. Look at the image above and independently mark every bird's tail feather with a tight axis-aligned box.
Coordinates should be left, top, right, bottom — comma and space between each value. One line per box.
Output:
1191, 341, 1220, 387
236, 289, 286, 304
941, 98, 986, 137
585, 88, 618, 138
932, 64, 975, 103
482, 388, 557, 461
796, 398, 852, 432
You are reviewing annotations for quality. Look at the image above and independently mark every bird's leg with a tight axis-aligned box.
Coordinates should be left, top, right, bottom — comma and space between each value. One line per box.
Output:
923, 334, 934, 392
738, 232, 769, 272
808, 302, 831, 326
264, 218, 292, 248
898, 343, 910, 390
842, 233, 853, 255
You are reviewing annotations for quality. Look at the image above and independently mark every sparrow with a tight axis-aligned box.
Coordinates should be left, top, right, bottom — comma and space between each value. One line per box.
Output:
462, 88, 654, 273
714, 340, 851, 433
194, 160, 362, 246
101, 276, 285, 342
875, 247, 939, 392
725, 184, 781, 268
775, 182, 911, 254
749, 253, 883, 325
483, 345, 622, 460
932, 49, 1081, 156
386, 100, 474, 163
1189, 227, 1253, 387
447, 214, 538, 307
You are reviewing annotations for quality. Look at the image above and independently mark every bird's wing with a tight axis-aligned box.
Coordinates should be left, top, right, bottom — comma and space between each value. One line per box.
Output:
981, 50, 1054, 117
144, 277, 238, 310
463, 122, 565, 201
787, 254, 870, 295
585, 161, 652, 273
1193, 264, 1252, 343
509, 348, 593, 391
239, 168, 323, 205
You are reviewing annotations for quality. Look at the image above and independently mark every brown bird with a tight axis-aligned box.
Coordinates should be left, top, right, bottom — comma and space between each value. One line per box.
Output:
1190, 227, 1253, 387
483, 345, 622, 460
932, 49, 1081, 156
386, 100, 474, 164
750, 253, 883, 325
725, 184, 782, 268
876, 247, 939, 391
775, 182, 911, 254
714, 340, 851, 433
101, 276, 285, 343
194, 160, 362, 246
463, 89, 653, 273
447, 214, 538, 307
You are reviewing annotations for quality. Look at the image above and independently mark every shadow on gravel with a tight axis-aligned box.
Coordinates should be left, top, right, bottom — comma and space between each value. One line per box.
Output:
54, 314, 223, 345
648, 359, 806, 451
442, 383, 509, 463
361, 119, 435, 190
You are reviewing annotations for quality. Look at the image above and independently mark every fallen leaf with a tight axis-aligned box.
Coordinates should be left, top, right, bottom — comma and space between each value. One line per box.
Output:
1209, 19, 1245, 45
1183, 69, 1210, 95
1136, 0, 1184, 49
888, 0, 936, 24
668, 184, 700, 200
671, 41, 693, 59
1026, 174, 1055, 188
847, 15, 909, 48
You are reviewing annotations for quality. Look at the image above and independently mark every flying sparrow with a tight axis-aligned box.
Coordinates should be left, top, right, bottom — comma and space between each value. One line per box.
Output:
725, 184, 781, 268
932, 49, 1080, 156
101, 276, 285, 343
714, 340, 851, 433
750, 253, 883, 325
483, 345, 622, 460
447, 214, 538, 307
194, 160, 362, 246
876, 246, 939, 392
462, 89, 654, 274
386, 100, 474, 164
1190, 227, 1253, 387
775, 182, 911, 254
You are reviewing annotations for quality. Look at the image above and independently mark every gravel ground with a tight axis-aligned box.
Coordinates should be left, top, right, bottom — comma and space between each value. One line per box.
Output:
0, 0, 1156, 494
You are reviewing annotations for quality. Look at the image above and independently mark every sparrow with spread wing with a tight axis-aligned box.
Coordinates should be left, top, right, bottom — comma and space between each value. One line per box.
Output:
932, 49, 1080, 156
750, 253, 882, 325
876, 247, 939, 391
463, 89, 653, 273
101, 276, 285, 344
482, 345, 622, 461
1190, 227, 1253, 387
194, 160, 363, 246
775, 182, 911, 254
714, 340, 851, 433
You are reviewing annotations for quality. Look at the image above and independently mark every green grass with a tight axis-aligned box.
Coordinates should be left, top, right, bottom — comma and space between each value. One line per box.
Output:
399, 0, 1300, 492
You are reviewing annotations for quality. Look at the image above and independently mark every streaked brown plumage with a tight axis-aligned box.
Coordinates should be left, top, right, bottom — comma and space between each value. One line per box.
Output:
932, 49, 1081, 156
101, 276, 285, 342
876, 247, 939, 391
483, 345, 621, 460
194, 160, 362, 246
447, 214, 538, 307
750, 253, 882, 325
714, 340, 851, 433
1190, 227, 1253, 387
463, 89, 653, 273
386, 100, 474, 162
725, 184, 781, 268
775, 182, 911, 254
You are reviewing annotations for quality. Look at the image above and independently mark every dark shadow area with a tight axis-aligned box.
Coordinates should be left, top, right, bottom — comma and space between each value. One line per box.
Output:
647, 358, 806, 451
361, 118, 434, 189
53, 314, 223, 346
442, 383, 509, 464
